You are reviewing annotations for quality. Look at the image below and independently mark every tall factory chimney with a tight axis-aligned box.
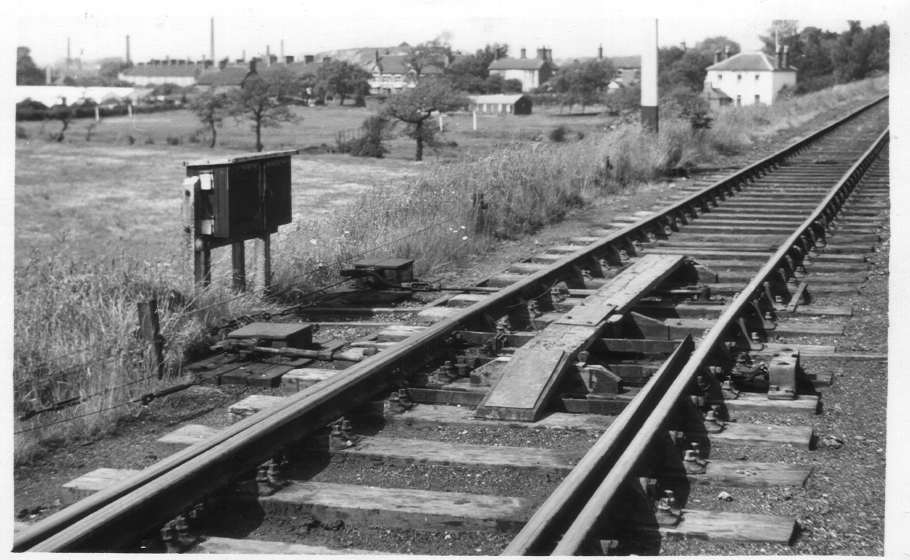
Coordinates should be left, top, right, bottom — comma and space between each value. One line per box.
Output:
280, 40, 285, 63
126, 35, 131, 65
66, 37, 71, 66
210, 18, 215, 64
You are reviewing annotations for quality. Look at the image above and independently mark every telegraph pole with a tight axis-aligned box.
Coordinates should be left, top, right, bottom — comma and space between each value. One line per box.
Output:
640, 18, 659, 133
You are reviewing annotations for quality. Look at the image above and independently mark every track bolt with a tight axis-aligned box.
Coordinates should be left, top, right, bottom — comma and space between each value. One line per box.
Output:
174, 514, 196, 548
160, 522, 180, 553
330, 421, 353, 450
656, 489, 682, 526
704, 405, 726, 433
439, 360, 456, 383
721, 378, 740, 399
684, 442, 708, 474
750, 331, 761, 343
455, 357, 470, 378
267, 459, 284, 488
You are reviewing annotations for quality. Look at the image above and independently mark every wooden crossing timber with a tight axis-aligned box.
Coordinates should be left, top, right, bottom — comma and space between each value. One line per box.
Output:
475, 254, 687, 421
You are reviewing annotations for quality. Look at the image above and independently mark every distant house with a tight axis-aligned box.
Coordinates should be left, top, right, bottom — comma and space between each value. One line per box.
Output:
367, 51, 444, 94
703, 47, 796, 108
468, 94, 532, 115
118, 60, 209, 87
608, 55, 641, 85
488, 48, 555, 92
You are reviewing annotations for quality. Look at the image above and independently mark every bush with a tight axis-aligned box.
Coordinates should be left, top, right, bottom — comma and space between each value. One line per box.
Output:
338, 115, 390, 158
144, 136, 154, 145
16, 125, 28, 140
549, 125, 568, 142
166, 135, 182, 146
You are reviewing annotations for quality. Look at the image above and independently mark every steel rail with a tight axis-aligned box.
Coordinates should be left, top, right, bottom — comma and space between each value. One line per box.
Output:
540, 127, 889, 555
15, 96, 887, 552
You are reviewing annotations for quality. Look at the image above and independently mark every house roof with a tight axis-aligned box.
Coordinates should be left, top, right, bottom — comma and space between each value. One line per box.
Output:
489, 57, 548, 71
467, 94, 528, 104
706, 52, 795, 72
196, 65, 250, 87
122, 64, 204, 78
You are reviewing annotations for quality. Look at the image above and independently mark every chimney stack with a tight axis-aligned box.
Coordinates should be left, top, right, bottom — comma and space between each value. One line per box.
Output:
249, 58, 258, 73
66, 37, 71, 66
714, 50, 721, 64
723, 45, 730, 60
126, 35, 131, 65
305, 54, 315, 64
598, 44, 603, 59
782, 45, 789, 69
285, 55, 294, 64
520, 47, 526, 59
776, 45, 783, 69
210, 18, 215, 65
280, 39, 285, 62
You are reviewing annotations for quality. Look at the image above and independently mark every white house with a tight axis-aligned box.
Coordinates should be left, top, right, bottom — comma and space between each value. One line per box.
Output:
703, 47, 796, 108
488, 47, 555, 92
468, 94, 532, 115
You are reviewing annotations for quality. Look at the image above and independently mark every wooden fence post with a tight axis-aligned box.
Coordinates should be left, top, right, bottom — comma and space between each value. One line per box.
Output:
137, 299, 165, 379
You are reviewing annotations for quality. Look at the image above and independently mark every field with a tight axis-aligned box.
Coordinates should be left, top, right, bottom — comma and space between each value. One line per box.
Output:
13, 76, 888, 460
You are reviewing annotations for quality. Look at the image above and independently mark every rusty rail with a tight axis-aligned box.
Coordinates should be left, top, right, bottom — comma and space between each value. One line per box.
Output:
14, 96, 887, 552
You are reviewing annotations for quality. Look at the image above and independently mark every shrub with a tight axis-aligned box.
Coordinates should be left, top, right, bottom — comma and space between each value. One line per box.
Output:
166, 135, 182, 146
144, 136, 155, 145
549, 125, 568, 142
337, 115, 389, 158
16, 125, 27, 140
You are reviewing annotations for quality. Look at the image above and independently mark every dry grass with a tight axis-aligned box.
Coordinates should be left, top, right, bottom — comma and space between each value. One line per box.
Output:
13, 76, 888, 462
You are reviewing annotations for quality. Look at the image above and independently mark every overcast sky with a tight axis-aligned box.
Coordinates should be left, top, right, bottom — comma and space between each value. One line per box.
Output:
14, 0, 894, 66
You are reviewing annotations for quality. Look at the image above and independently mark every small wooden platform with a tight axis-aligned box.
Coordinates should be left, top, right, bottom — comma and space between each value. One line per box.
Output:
258, 481, 531, 531
228, 322, 313, 348
475, 254, 687, 422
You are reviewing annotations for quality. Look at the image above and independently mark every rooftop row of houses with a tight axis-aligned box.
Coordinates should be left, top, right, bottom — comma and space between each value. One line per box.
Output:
116, 44, 641, 95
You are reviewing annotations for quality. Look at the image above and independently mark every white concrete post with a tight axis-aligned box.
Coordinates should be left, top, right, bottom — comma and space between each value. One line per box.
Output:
640, 18, 659, 132
472, 110, 477, 131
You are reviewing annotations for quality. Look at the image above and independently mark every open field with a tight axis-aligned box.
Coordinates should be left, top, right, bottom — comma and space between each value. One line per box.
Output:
16, 99, 615, 160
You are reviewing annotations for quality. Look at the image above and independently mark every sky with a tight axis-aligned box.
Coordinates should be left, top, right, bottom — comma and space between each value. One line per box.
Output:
12, 0, 895, 67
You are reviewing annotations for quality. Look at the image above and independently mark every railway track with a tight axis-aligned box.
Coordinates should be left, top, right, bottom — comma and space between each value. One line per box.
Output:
15, 96, 889, 554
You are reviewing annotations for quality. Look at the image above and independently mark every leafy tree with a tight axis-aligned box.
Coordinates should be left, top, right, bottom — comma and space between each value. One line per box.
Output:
316, 60, 371, 105
98, 57, 129, 82
47, 103, 74, 142
189, 90, 229, 148
604, 83, 640, 115
759, 20, 800, 55
383, 78, 467, 161
551, 59, 615, 112
832, 21, 889, 83
407, 36, 452, 78
444, 43, 510, 93
228, 67, 300, 151
17, 46, 45, 85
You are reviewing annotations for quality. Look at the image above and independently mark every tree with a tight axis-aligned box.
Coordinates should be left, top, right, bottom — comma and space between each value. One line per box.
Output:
551, 59, 615, 112
47, 103, 74, 142
407, 36, 452, 78
228, 67, 300, 152
759, 20, 800, 55
657, 36, 739, 95
444, 43, 510, 93
383, 78, 467, 161
190, 90, 229, 148
831, 21, 889, 83
316, 60, 371, 105
17, 47, 45, 85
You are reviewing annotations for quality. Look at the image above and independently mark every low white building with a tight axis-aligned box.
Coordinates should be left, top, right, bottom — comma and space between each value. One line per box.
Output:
468, 94, 532, 115
703, 48, 796, 108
